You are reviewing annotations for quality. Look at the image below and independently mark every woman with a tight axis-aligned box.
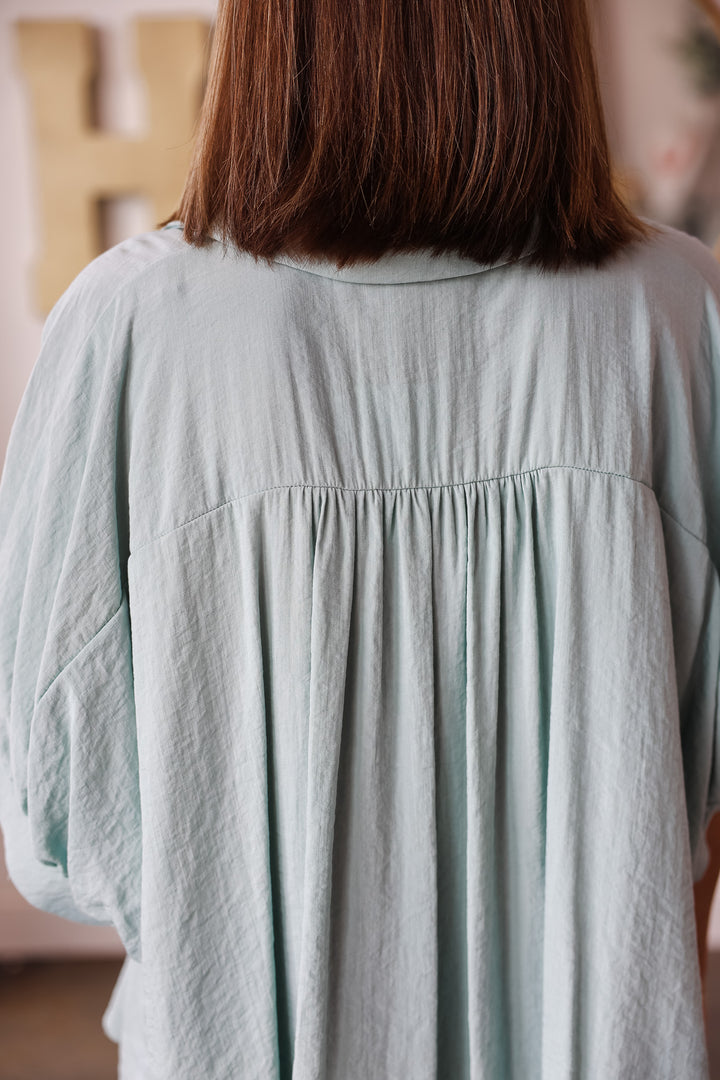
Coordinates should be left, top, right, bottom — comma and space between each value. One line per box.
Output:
1, 1, 719, 1077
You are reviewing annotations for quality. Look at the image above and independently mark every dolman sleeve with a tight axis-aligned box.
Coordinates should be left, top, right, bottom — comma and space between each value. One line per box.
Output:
659, 247, 720, 881
0, 267, 141, 960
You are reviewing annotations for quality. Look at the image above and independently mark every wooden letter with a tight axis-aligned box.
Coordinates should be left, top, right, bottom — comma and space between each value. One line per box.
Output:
16, 19, 209, 313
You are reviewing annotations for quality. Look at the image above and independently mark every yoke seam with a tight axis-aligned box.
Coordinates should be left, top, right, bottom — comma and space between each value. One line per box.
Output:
128, 463, 707, 556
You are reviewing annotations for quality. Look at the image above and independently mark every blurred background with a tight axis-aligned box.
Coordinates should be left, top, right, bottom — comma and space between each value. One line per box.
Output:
2, 0, 720, 1076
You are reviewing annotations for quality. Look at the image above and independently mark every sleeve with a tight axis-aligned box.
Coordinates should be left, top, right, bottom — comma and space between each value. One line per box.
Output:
0, 271, 141, 959
656, 244, 720, 882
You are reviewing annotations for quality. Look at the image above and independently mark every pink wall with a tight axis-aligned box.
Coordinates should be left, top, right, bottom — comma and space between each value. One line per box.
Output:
596, 0, 720, 231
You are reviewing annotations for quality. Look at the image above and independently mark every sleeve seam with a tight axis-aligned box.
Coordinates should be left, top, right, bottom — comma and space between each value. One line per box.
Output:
657, 502, 712, 554
35, 599, 126, 708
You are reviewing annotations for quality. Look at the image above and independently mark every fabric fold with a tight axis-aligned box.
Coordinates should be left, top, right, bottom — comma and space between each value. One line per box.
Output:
293, 490, 356, 1076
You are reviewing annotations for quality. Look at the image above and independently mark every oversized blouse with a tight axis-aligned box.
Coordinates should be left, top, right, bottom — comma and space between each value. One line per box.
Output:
1, 220, 720, 1079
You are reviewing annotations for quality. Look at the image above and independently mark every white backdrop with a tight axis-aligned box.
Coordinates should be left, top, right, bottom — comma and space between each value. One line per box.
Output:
1, 0, 719, 956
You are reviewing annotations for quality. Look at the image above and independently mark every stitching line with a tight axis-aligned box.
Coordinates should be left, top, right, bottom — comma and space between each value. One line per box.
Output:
129, 463, 706, 555
656, 504, 709, 549
35, 600, 126, 707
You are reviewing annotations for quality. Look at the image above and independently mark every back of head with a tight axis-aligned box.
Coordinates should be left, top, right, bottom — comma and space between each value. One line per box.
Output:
172, 0, 647, 270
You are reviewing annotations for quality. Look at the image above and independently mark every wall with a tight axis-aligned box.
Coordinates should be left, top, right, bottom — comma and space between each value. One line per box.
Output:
597, 0, 720, 234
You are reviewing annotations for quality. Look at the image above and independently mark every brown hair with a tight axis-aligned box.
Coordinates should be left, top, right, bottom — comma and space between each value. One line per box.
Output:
168, 0, 647, 269
695, 0, 720, 38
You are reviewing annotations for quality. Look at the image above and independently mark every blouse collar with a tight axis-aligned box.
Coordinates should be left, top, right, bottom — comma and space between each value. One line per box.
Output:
163, 221, 525, 284
270, 249, 519, 284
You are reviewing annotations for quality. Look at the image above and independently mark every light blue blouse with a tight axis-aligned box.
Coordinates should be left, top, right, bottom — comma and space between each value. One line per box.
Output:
1, 220, 720, 1079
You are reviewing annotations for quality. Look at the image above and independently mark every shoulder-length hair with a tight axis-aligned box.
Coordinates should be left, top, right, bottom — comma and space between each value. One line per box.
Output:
169, 0, 646, 269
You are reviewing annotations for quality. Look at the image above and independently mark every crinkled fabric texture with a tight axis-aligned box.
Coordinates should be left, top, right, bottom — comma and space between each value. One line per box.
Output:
1, 220, 720, 1079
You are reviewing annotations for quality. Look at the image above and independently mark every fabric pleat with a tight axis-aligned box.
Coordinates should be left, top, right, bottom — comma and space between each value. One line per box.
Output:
321, 489, 441, 1079
465, 481, 505, 1079
293, 490, 356, 1076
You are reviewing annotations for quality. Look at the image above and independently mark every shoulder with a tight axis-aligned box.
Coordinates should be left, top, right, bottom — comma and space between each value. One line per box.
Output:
41, 222, 216, 349
21, 224, 223, 423
611, 221, 720, 307
543, 222, 720, 353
